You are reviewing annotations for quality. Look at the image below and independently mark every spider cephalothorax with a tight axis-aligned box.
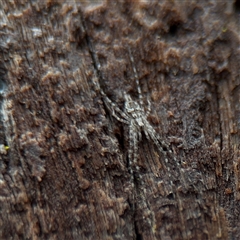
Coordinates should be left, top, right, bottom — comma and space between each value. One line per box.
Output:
124, 94, 145, 127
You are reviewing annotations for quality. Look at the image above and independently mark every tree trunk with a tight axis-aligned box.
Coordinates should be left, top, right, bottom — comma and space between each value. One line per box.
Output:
0, 1, 239, 239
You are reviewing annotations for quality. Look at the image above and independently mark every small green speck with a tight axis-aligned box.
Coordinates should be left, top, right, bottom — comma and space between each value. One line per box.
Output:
222, 27, 227, 32
4, 146, 9, 150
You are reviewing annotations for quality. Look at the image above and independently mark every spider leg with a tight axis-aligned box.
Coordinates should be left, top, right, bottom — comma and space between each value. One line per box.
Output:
128, 48, 144, 109
100, 90, 130, 124
128, 121, 137, 207
144, 128, 164, 175
145, 96, 151, 117
133, 126, 140, 173
153, 127, 181, 169
129, 124, 150, 217
128, 122, 140, 179
146, 121, 170, 152
105, 102, 129, 124
144, 121, 171, 172
144, 120, 183, 188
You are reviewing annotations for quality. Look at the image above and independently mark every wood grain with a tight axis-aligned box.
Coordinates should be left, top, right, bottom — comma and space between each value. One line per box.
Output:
0, 1, 239, 239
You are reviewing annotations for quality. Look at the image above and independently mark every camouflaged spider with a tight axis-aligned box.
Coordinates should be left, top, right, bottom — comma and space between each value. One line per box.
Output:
89, 45, 181, 228
99, 50, 176, 184
79, 12, 176, 181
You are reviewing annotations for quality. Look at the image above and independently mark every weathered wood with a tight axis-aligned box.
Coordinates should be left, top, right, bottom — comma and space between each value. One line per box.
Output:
0, 1, 239, 239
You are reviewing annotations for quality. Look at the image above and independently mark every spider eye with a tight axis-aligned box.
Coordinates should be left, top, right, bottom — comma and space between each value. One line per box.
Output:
129, 102, 135, 108
126, 101, 136, 110
125, 101, 141, 114
131, 101, 139, 108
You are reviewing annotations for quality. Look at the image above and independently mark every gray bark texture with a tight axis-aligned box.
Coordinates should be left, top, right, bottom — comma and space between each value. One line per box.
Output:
0, 0, 240, 239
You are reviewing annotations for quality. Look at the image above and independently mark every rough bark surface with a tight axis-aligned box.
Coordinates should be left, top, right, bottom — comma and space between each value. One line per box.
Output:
0, 1, 240, 239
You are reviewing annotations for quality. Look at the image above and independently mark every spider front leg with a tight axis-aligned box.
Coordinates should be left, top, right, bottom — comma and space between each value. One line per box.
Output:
143, 122, 171, 172
101, 92, 130, 124
128, 48, 145, 109
145, 95, 151, 117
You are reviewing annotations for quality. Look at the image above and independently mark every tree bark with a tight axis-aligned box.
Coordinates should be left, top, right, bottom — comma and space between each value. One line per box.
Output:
0, 1, 240, 239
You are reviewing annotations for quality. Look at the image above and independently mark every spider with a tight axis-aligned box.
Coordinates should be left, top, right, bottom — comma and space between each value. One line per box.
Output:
97, 51, 183, 228
98, 49, 179, 185
78, 11, 179, 181
80, 16, 180, 230
86, 40, 183, 230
